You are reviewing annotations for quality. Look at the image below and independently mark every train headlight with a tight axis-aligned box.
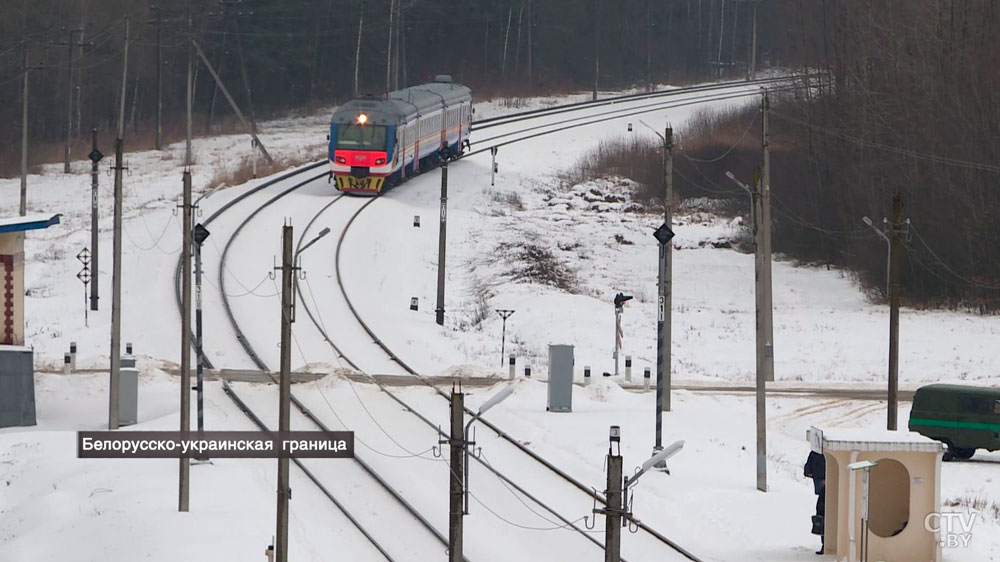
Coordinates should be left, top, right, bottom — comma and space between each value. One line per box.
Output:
375, 158, 386, 165
335, 156, 347, 164
357, 113, 368, 125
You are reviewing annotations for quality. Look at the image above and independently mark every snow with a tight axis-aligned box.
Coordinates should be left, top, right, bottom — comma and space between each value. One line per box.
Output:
2, 81, 1000, 561
817, 427, 947, 451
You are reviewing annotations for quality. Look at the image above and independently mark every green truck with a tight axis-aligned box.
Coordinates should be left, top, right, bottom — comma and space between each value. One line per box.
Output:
908, 384, 1000, 460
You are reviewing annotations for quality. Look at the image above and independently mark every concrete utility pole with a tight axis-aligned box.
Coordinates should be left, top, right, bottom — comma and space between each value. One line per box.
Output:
276, 224, 295, 562
662, 126, 673, 413
20, 43, 28, 216
155, 11, 163, 150
63, 28, 85, 174
526, 0, 532, 82
89, 129, 103, 310
749, 1, 758, 80
887, 193, 903, 430
752, 171, 768, 493
435, 159, 449, 326
179, 12, 193, 513
191, 40, 274, 164
448, 389, 465, 562
604, 437, 623, 562
760, 91, 774, 383
109, 18, 130, 432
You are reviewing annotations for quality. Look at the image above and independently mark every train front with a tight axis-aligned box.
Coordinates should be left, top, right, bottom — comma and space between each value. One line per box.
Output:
329, 104, 395, 195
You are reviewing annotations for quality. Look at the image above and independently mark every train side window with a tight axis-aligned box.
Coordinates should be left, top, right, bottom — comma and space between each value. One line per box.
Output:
994, 400, 1000, 415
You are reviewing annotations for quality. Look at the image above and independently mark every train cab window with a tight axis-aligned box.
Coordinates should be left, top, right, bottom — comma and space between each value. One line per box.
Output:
994, 400, 1000, 415
336, 124, 387, 150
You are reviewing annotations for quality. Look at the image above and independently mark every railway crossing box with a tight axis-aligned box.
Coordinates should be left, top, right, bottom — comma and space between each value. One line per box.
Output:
0, 214, 61, 428
547, 344, 574, 412
807, 426, 945, 562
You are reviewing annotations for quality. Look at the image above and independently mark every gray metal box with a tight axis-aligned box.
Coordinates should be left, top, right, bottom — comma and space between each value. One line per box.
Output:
0, 347, 36, 428
547, 344, 574, 412
119, 367, 138, 425
120, 355, 136, 369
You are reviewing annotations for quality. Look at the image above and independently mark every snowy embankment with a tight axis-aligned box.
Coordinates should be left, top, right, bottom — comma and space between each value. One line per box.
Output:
2, 81, 999, 561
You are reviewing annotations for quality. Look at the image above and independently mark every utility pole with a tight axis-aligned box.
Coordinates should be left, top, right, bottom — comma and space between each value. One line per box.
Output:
154, 10, 163, 150
752, 170, 768, 492
89, 129, 103, 310
526, 0, 532, 82
662, 126, 673, 413
645, 0, 651, 92
448, 388, 465, 562
63, 28, 84, 174
749, 1, 758, 80
592, 0, 599, 101
385, 0, 394, 96
604, 438, 623, 562
760, 91, 774, 382
887, 193, 903, 430
276, 224, 295, 562
435, 159, 449, 326
109, 18, 130, 432
353, 5, 364, 96
20, 43, 28, 216
179, 12, 193, 513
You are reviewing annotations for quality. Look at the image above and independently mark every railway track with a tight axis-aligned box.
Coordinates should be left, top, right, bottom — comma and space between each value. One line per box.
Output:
174, 76, 814, 561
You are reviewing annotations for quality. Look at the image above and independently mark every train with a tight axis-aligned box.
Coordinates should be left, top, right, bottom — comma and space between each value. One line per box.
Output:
328, 75, 472, 195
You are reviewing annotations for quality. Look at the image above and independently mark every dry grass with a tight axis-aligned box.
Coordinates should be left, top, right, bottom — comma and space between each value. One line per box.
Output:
206, 151, 320, 190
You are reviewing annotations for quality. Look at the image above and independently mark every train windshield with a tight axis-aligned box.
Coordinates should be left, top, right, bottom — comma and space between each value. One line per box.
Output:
336, 124, 387, 151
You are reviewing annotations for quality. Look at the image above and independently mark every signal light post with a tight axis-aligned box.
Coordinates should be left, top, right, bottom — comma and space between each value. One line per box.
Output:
652, 222, 674, 461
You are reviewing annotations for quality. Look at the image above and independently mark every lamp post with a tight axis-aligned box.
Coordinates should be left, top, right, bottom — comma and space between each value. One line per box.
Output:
495, 309, 515, 367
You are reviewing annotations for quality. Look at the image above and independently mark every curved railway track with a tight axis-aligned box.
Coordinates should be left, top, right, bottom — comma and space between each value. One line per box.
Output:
174, 76, 812, 561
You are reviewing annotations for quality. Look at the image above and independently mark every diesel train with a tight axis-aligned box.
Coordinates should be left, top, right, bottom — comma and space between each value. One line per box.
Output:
328, 75, 472, 194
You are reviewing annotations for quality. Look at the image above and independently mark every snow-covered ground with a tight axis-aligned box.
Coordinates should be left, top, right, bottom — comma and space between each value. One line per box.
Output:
2, 81, 999, 561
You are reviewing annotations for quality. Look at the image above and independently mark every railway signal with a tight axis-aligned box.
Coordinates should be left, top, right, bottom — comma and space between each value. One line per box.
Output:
76, 248, 91, 327
613, 293, 632, 376
495, 309, 515, 367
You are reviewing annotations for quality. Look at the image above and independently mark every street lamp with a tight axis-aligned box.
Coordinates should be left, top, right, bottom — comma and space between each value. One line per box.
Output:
495, 309, 515, 367
464, 385, 515, 513
627, 439, 685, 485
863, 216, 891, 298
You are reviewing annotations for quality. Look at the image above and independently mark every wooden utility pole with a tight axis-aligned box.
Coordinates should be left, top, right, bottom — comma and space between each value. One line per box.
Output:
20, 43, 28, 216
276, 224, 294, 562
887, 193, 903, 430
63, 28, 84, 174
760, 91, 774, 383
448, 389, 465, 562
109, 18, 130, 432
435, 161, 449, 326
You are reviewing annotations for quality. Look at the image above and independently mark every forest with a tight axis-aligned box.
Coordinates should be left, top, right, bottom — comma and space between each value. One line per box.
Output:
0, 0, 799, 173
2, 1, 999, 310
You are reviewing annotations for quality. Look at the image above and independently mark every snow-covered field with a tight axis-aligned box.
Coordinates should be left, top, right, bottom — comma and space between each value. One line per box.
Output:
2, 81, 999, 561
